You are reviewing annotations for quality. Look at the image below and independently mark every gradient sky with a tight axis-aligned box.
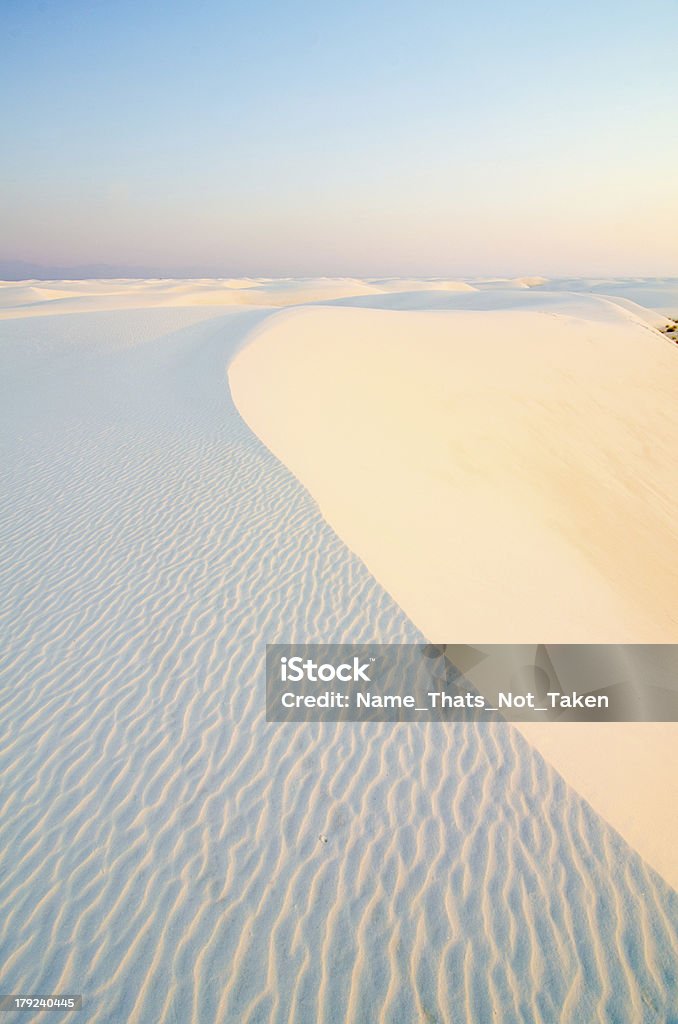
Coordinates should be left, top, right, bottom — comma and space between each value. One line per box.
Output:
2, 0, 677, 277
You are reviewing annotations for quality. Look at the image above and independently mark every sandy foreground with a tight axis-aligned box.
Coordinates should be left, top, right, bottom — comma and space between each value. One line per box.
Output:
1, 277, 677, 1022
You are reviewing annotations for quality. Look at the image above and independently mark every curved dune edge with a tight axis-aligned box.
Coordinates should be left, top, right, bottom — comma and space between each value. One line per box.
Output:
517, 721, 678, 890
230, 304, 678, 890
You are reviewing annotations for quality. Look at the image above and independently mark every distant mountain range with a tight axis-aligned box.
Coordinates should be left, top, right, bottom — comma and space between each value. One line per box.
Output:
0, 259, 232, 280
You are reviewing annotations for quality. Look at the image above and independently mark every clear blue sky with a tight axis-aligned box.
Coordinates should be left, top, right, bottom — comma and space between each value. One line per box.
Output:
2, 0, 677, 276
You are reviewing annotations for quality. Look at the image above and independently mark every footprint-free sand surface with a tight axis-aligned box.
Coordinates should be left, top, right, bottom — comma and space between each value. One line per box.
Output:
1, 278, 677, 1022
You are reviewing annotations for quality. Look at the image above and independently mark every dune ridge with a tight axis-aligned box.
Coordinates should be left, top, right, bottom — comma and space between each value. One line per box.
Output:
230, 301, 678, 892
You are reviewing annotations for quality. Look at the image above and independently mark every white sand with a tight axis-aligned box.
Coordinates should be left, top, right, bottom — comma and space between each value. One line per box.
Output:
230, 304, 678, 643
2, 279, 677, 1022
0, 276, 480, 319
230, 301, 678, 888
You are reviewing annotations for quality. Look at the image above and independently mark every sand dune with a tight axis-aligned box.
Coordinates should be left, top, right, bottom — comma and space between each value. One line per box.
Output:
324, 285, 668, 325
231, 304, 678, 643
230, 301, 678, 891
544, 277, 678, 317
366, 278, 478, 293
2, 285, 677, 1022
2, 275, 588, 320
0, 277, 389, 318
